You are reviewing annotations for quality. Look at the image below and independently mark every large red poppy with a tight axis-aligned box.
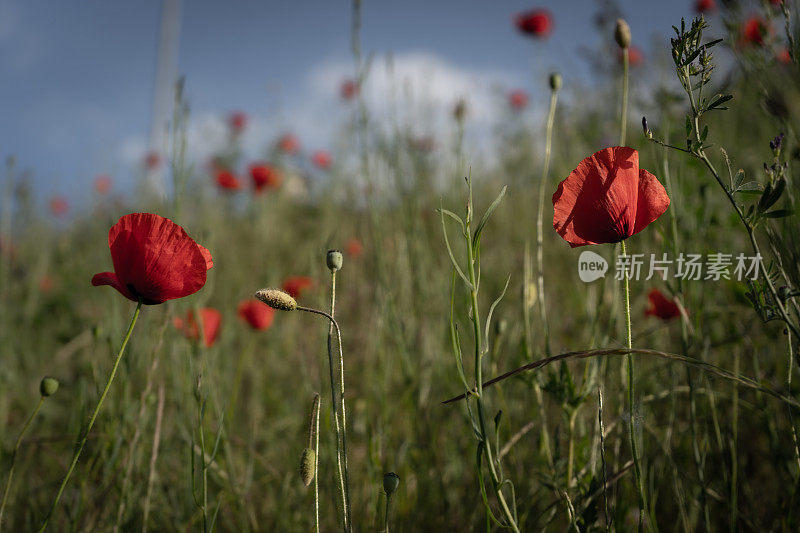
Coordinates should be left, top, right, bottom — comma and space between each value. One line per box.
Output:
515, 9, 552, 38
173, 308, 222, 347
552, 147, 669, 248
250, 164, 281, 192
238, 299, 275, 331
645, 289, 682, 320
92, 213, 213, 304
282, 276, 313, 299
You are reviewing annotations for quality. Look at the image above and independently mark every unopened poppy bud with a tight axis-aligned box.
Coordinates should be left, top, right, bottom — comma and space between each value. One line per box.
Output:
326, 250, 343, 272
300, 448, 316, 486
549, 73, 562, 92
383, 472, 400, 495
40, 376, 59, 397
615, 18, 631, 49
255, 288, 297, 311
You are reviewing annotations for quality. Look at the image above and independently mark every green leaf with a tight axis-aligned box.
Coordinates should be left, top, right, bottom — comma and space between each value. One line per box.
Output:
764, 209, 793, 219
483, 276, 511, 354
472, 185, 507, 251
706, 94, 733, 110
440, 203, 472, 288
734, 169, 745, 189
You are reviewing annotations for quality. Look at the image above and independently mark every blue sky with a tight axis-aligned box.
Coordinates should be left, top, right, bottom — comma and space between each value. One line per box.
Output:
0, 0, 703, 209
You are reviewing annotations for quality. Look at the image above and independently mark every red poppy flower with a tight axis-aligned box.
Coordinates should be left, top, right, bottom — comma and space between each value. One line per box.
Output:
50, 197, 68, 216
94, 175, 112, 194
229, 111, 248, 133
618, 45, 644, 66
173, 308, 222, 347
347, 238, 363, 258
145, 151, 161, 170
742, 16, 769, 46
694, 0, 716, 14
645, 289, 682, 320
237, 299, 275, 331
278, 134, 300, 154
215, 170, 242, 191
282, 276, 313, 299
552, 147, 670, 248
250, 163, 281, 192
515, 9, 552, 39
91, 213, 213, 304
312, 151, 332, 170
340, 79, 358, 100
777, 47, 792, 63
509, 90, 529, 111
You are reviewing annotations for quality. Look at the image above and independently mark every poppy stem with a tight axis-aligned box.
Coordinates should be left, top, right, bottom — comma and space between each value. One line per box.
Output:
39, 300, 143, 532
620, 240, 646, 531
0, 395, 46, 531
620, 48, 629, 145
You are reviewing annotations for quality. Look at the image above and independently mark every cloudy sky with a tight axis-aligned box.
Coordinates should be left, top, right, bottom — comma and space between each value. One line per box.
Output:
0, 0, 703, 208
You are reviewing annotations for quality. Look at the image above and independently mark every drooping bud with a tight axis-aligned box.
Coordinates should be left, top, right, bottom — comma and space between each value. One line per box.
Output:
326, 249, 343, 273
642, 116, 652, 139
40, 376, 59, 397
615, 18, 631, 50
255, 288, 297, 311
383, 472, 400, 495
300, 448, 316, 486
549, 72, 562, 92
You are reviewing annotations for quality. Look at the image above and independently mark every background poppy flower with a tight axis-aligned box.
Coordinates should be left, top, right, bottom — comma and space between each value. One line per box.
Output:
509, 90, 529, 111
250, 164, 281, 192
645, 289, 682, 320
50, 197, 68, 216
238, 299, 275, 331
229, 111, 248, 134
216, 170, 242, 190
340, 79, 358, 100
620, 45, 644, 66
144, 151, 161, 169
278, 134, 300, 154
552, 146, 670, 247
91, 213, 213, 304
694, 0, 716, 14
515, 9, 552, 39
173, 308, 222, 347
347, 238, 363, 258
312, 150, 332, 170
777, 48, 792, 63
742, 16, 769, 46
282, 276, 313, 298
94, 175, 112, 195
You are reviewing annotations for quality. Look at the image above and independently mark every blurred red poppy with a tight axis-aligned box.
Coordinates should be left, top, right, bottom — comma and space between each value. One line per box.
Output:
695, 0, 716, 14
312, 151, 332, 170
618, 45, 644, 66
229, 111, 248, 134
278, 134, 300, 154
515, 9, 552, 38
173, 308, 222, 347
509, 90, 529, 111
50, 197, 68, 217
347, 238, 363, 258
645, 289, 682, 320
282, 276, 313, 298
39, 275, 55, 293
94, 175, 112, 195
742, 16, 769, 46
777, 47, 792, 63
250, 164, 281, 192
238, 299, 275, 331
92, 213, 213, 304
552, 147, 670, 248
340, 79, 359, 100
145, 151, 161, 169
216, 170, 242, 191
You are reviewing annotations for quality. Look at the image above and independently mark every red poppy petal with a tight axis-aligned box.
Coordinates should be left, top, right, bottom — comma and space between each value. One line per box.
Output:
200, 308, 222, 347
197, 243, 214, 270
632, 169, 670, 235
553, 147, 639, 247
91, 271, 137, 302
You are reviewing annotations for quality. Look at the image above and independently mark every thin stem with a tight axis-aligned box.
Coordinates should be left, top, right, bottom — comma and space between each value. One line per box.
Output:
566, 410, 577, 487
620, 240, 646, 531
0, 396, 45, 531
598, 387, 610, 532
730, 352, 739, 533
536, 87, 559, 357
39, 300, 143, 532
383, 494, 392, 533
313, 395, 321, 533
620, 48, 629, 146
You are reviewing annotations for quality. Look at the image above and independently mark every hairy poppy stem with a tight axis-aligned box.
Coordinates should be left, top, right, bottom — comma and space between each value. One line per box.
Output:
0, 396, 46, 531
39, 300, 143, 532
620, 240, 646, 531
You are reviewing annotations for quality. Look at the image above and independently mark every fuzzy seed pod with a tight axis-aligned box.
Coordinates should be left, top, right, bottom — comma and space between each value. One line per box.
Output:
326, 249, 343, 272
549, 73, 562, 92
383, 472, 400, 495
40, 376, 59, 397
615, 18, 631, 49
300, 448, 316, 486
255, 288, 297, 311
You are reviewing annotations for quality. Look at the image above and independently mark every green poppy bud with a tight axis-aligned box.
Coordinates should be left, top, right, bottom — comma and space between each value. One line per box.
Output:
549, 73, 562, 92
40, 376, 59, 397
383, 472, 400, 495
615, 18, 631, 50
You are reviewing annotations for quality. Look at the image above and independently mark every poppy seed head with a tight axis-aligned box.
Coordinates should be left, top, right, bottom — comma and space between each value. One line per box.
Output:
326, 250, 343, 272
383, 472, 400, 495
615, 18, 631, 49
40, 376, 59, 397
255, 288, 297, 311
